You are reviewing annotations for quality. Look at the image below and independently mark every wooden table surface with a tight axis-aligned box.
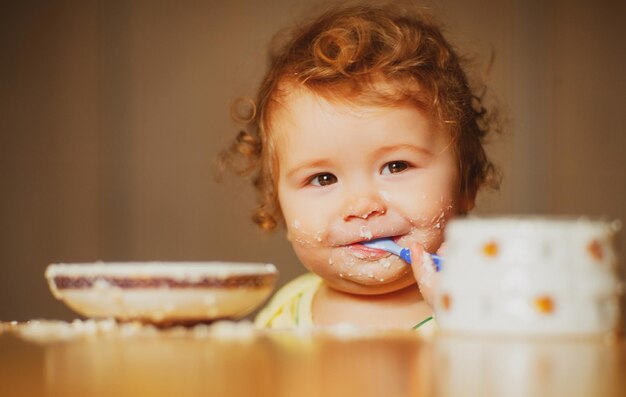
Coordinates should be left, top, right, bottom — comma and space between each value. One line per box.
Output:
1, 321, 624, 397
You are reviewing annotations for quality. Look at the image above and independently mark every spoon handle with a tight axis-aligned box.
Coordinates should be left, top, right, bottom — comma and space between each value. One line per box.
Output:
400, 248, 442, 271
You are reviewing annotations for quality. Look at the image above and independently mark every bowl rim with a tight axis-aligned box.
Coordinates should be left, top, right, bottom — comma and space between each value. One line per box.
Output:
45, 262, 277, 279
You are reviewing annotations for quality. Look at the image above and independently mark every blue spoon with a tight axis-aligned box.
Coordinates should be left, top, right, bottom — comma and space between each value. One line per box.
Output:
361, 238, 442, 271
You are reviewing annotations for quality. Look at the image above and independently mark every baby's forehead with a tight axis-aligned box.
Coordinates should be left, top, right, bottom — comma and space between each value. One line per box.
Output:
270, 91, 450, 156
270, 79, 429, 118
267, 82, 442, 137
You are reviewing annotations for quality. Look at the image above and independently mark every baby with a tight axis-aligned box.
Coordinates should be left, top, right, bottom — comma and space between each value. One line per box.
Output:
221, 2, 497, 330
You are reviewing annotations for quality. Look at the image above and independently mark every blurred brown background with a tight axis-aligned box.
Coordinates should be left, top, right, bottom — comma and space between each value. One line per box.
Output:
1, 0, 625, 322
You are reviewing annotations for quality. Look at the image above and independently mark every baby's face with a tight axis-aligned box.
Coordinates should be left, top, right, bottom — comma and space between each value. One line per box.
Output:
273, 88, 464, 295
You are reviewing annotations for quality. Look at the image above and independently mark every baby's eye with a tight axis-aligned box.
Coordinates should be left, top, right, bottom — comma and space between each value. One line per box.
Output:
381, 161, 410, 174
309, 173, 338, 187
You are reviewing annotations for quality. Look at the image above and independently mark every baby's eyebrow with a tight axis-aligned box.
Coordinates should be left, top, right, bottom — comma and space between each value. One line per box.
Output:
285, 159, 331, 180
373, 144, 434, 158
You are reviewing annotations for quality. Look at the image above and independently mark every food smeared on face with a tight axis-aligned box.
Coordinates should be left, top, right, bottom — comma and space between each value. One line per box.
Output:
275, 88, 463, 294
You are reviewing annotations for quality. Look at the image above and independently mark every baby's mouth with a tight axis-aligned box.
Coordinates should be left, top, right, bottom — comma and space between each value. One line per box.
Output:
344, 235, 403, 261
347, 244, 391, 260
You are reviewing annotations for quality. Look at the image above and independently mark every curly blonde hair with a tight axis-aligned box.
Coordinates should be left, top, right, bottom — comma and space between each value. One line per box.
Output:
219, 1, 499, 231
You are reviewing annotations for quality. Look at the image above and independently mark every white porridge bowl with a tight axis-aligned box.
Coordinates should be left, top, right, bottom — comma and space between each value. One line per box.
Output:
45, 262, 278, 326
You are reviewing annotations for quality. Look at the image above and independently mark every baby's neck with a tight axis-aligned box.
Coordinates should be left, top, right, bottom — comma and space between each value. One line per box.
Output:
312, 282, 432, 329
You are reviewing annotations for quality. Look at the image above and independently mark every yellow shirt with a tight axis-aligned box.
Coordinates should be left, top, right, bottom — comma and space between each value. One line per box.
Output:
255, 273, 322, 328
255, 273, 436, 333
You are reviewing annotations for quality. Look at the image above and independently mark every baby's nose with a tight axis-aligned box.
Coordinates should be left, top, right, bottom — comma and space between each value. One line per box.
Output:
341, 195, 387, 221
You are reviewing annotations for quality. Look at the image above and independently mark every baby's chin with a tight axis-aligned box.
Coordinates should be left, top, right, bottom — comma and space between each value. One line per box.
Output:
324, 272, 417, 295
303, 257, 416, 295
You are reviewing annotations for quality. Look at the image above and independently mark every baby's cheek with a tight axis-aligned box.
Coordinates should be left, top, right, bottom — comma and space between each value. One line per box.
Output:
285, 217, 329, 249
397, 194, 457, 253
284, 219, 334, 273
290, 238, 332, 276
399, 193, 456, 227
